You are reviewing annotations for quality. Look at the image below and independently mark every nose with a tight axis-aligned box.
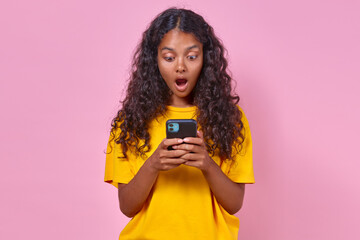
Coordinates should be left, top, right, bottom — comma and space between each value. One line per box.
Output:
176, 58, 186, 73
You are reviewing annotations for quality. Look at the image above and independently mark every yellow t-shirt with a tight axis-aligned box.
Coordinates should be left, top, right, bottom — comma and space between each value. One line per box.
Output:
105, 105, 255, 240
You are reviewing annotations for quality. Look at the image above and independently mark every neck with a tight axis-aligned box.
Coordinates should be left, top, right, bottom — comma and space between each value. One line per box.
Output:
169, 95, 194, 108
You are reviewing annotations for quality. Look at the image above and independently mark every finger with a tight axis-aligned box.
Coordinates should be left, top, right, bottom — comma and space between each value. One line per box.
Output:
162, 138, 183, 148
197, 130, 204, 139
182, 137, 204, 146
183, 161, 197, 167
182, 154, 209, 170
182, 159, 203, 168
160, 158, 187, 165
163, 149, 188, 158
173, 143, 202, 153
180, 153, 205, 161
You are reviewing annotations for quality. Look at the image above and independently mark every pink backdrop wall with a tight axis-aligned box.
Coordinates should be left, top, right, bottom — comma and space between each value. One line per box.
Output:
1, 0, 359, 239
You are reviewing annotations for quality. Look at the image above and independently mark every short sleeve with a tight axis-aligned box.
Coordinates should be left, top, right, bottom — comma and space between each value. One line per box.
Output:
104, 129, 136, 188
227, 108, 255, 183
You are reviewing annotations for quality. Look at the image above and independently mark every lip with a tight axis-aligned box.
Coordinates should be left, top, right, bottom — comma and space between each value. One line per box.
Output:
174, 78, 188, 92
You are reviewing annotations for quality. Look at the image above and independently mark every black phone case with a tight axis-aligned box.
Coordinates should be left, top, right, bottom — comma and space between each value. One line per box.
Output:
166, 119, 197, 139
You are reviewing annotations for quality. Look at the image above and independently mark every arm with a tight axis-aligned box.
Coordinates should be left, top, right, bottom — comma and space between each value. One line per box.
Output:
173, 132, 245, 214
118, 138, 187, 218
201, 160, 245, 214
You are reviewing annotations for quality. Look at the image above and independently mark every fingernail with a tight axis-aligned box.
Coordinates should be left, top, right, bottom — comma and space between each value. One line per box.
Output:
178, 139, 183, 143
183, 138, 189, 142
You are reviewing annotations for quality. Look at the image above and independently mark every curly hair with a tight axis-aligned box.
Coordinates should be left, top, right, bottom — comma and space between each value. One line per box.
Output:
109, 8, 244, 161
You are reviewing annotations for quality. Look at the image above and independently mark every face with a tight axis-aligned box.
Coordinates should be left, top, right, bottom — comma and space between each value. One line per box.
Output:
157, 29, 203, 107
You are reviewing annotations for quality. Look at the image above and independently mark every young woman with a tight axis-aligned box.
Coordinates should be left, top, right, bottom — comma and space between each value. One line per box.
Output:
105, 8, 254, 240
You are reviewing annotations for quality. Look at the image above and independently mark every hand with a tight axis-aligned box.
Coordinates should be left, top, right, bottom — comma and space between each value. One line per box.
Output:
172, 131, 215, 171
147, 138, 188, 172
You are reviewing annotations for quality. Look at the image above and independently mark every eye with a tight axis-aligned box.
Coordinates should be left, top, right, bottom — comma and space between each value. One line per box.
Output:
187, 55, 197, 60
164, 56, 174, 62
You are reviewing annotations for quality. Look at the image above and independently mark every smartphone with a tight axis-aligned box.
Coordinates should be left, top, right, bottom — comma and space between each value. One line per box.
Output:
166, 119, 197, 139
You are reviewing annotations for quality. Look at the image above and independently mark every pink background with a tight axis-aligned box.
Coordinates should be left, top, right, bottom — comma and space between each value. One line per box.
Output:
1, 0, 359, 239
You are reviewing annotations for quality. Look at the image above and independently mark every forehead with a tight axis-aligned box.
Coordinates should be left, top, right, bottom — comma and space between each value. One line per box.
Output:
158, 29, 202, 50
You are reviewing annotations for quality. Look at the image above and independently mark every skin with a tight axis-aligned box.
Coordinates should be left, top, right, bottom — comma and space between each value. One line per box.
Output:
157, 29, 203, 107
118, 29, 245, 218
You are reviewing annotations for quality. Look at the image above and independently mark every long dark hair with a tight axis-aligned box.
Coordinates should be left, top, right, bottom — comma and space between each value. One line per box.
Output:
109, 8, 244, 161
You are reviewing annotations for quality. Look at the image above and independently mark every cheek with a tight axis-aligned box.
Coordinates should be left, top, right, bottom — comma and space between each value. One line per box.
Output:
158, 66, 172, 89
159, 69, 170, 82
191, 62, 203, 76
193, 57, 203, 71
158, 62, 170, 79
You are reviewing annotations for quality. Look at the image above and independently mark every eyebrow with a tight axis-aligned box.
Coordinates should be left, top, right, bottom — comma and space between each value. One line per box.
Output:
160, 45, 200, 52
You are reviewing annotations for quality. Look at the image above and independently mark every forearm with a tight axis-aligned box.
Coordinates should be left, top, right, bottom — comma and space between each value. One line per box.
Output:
118, 138, 187, 218
118, 160, 158, 218
202, 160, 245, 214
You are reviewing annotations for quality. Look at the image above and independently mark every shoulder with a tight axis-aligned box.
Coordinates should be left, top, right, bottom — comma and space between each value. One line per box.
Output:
110, 119, 124, 138
235, 105, 250, 125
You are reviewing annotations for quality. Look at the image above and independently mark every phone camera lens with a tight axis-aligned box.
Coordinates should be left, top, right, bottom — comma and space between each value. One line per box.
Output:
169, 124, 173, 127
169, 127, 174, 131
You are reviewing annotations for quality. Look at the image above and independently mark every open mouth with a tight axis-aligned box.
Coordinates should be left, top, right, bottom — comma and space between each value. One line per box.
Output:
175, 79, 188, 86
175, 78, 188, 92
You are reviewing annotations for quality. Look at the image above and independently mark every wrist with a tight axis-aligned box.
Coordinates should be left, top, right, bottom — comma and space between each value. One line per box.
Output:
201, 156, 217, 174
144, 155, 160, 175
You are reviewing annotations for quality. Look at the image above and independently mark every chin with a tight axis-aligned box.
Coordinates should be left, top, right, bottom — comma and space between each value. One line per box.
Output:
175, 92, 190, 98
